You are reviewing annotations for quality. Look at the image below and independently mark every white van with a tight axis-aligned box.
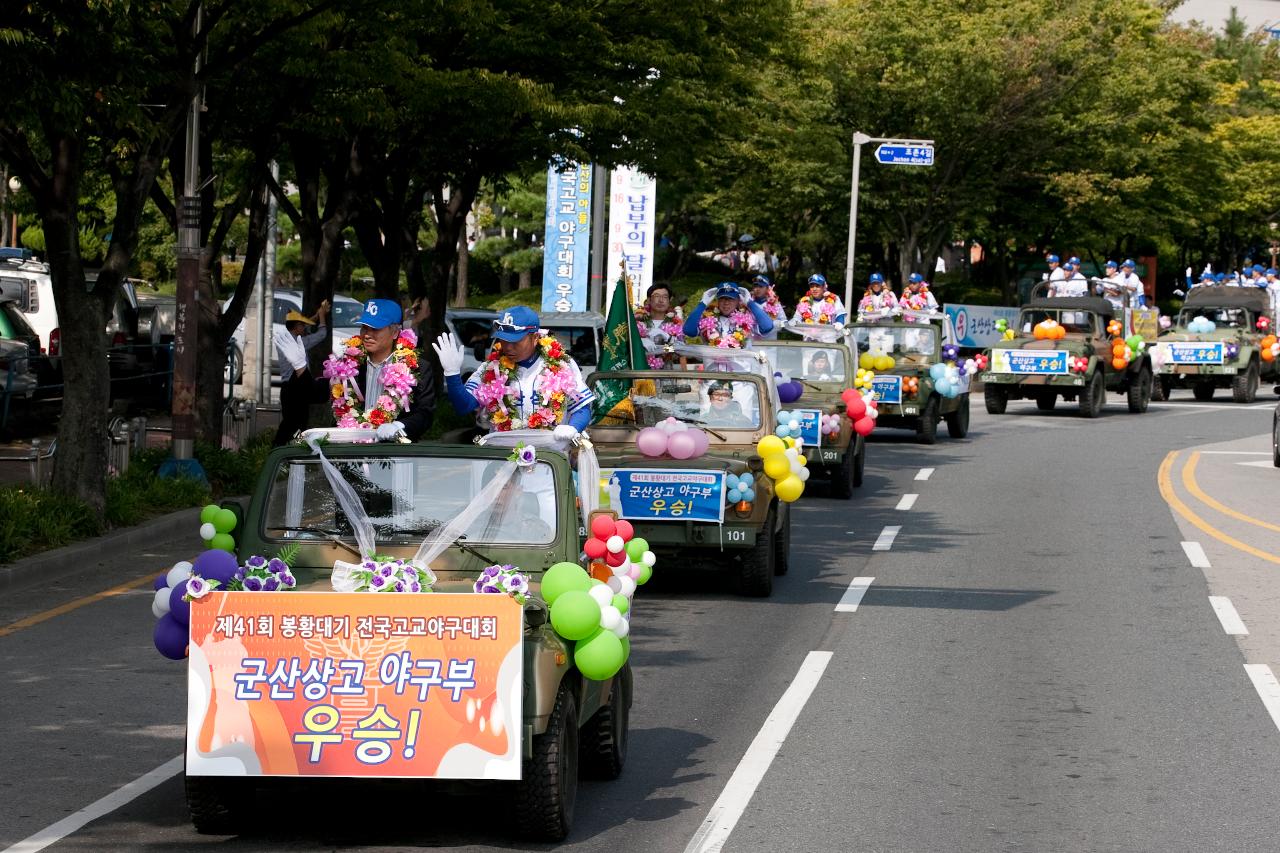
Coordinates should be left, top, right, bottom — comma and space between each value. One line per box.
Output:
0, 258, 55, 354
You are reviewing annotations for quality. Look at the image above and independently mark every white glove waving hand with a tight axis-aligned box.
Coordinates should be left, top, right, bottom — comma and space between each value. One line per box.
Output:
553, 424, 579, 442
702, 287, 718, 306
432, 331, 465, 376
376, 421, 406, 441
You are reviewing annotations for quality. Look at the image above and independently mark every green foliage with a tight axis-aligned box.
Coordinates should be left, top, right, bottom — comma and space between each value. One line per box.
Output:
0, 487, 103, 561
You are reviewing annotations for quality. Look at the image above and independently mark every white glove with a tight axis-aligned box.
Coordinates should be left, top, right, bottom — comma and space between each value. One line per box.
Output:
702, 287, 718, 306
553, 424, 579, 442
376, 421, 405, 441
833, 321, 846, 333
432, 331, 465, 376
738, 286, 752, 303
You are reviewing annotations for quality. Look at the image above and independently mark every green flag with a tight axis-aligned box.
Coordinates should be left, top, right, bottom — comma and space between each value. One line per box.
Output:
593, 277, 648, 418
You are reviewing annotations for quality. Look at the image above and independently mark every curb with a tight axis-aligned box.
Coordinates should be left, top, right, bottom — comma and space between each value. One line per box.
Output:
0, 506, 202, 591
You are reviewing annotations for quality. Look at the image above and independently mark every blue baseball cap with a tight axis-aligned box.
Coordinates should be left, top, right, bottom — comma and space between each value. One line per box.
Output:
492, 306, 541, 342
1062, 262, 1076, 272
751, 274, 772, 288
1214, 272, 1225, 282
1122, 258, 1136, 269
1253, 264, 1265, 273
807, 273, 827, 287
1105, 260, 1118, 269
714, 282, 743, 300
908, 273, 924, 283
869, 273, 884, 284
1268, 268, 1277, 276
1046, 254, 1060, 264
1068, 256, 1081, 265
357, 298, 403, 329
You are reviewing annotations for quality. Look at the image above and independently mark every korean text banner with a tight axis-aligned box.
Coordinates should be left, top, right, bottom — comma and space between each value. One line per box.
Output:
943, 304, 1021, 348
600, 468, 725, 522
186, 592, 522, 779
541, 163, 592, 313
605, 167, 657, 309
990, 348, 1070, 375
871, 375, 902, 404
1164, 342, 1224, 365
794, 409, 823, 446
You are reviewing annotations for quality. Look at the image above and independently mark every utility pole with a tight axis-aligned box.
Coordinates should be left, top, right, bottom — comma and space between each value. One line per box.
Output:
588, 163, 606, 314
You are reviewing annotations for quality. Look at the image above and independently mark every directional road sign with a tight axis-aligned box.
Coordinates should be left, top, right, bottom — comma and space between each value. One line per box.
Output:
874, 143, 934, 166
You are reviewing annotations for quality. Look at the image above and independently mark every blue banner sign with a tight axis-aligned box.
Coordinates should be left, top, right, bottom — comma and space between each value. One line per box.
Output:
601, 469, 725, 523
991, 349, 1069, 375
871, 375, 902, 404
1165, 342, 1224, 365
944, 304, 1022, 348
875, 144, 934, 166
794, 409, 822, 447
541, 163, 592, 313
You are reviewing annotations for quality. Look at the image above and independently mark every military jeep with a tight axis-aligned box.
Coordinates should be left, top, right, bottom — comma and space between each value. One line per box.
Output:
587, 362, 790, 597
981, 293, 1153, 417
754, 336, 867, 497
1155, 286, 1277, 403
845, 311, 972, 444
194, 436, 628, 842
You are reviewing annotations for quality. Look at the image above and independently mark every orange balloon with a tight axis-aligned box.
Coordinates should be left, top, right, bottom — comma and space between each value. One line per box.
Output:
1263, 349, 1275, 362
1112, 356, 1127, 370
1263, 335, 1277, 348
1053, 326, 1066, 340
1034, 325, 1048, 340
589, 560, 613, 582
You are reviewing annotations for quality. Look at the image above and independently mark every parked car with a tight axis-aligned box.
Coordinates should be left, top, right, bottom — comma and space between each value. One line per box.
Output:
537, 310, 604, 367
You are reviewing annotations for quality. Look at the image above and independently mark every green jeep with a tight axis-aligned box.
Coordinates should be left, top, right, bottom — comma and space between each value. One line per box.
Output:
981, 294, 1154, 417
1155, 286, 1277, 403
845, 311, 972, 443
193, 436, 629, 842
587, 363, 790, 597
754, 337, 868, 498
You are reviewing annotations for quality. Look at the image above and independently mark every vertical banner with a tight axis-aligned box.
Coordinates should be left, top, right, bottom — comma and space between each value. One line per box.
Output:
606, 167, 657, 309
541, 163, 592, 313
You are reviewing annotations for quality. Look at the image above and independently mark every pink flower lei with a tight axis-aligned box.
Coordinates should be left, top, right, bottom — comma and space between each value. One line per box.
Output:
759, 291, 785, 320
795, 293, 838, 324
322, 329, 420, 428
474, 336, 572, 431
635, 304, 684, 340
696, 306, 756, 349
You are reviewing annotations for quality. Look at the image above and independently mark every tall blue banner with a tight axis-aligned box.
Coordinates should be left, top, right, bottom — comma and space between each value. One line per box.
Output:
541, 163, 592, 313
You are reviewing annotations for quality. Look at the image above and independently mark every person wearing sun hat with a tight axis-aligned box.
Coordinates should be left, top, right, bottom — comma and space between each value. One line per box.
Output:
433, 305, 594, 436
272, 299, 330, 446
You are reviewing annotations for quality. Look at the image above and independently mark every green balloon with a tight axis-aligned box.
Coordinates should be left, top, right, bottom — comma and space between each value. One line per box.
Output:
212, 508, 237, 535
210, 533, 236, 553
574, 627, 626, 681
611, 594, 630, 615
540, 561, 591, 605
636, 563, 653, 585
620, 637, 630, 659
1126, 334, 1143, 349
550, 590, 601, 641
199, 504, 220, 524
624, 538, 649, 561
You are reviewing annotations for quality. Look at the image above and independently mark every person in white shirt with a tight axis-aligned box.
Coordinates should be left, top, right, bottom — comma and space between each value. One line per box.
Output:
273, 300, 329, 446
1050, 262, 1087, 297
1095, 260, 1127, 311
1118, 259, 1145, 306
1044, 254, 1064, 285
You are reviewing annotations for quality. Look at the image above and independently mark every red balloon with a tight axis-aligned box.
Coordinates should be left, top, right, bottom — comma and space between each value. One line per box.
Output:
846, 397, 866, 420
614, 519, 634, 540
584, 537, 607, 559
605, 549, 627, 567
853, 416, 875, 436
841, 388, 857, 404
590, 515, 617, 540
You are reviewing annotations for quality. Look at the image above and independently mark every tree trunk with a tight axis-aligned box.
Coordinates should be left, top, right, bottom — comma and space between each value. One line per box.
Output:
518, 268, 532, 290
426, 175, 481, 348
454, 225, 469, 306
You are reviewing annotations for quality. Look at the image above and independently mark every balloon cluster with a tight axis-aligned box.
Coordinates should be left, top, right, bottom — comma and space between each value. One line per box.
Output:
636, 417, 710, 459
820, 413, 842, 435
1262, 334, 1279, 363
1034, 319, 1066, 340
903, 376, 920, 395
928, 361, 963, 398
1258, 316, 1271, 331
776, 379, 804, 404
854, 367, 876, 390
972, 353, 989, 372
1070, 355, 1089, 373
995, 318, 1015, 341
1159, 314, 1173, 330
1224, 342, 1240, 361
151, 550, 241, 660
726, 472, 756, 504
1106, 319, 1123, 337
940, 343, 960, 363
1110, 334, 1145, 370
775, 410, 805, 439
198, 503, 237, 552
1187, 315, 1216, 334
858, 351, 894, 371
544, 516, 653, 681
841, 387, 877, 437
754, 434, 807, 502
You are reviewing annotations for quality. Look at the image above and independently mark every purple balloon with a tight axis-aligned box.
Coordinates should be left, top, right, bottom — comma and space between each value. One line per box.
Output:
636, 427, 668, 457
689, 428, 710, 457
154, 613, 188, 660
193, 549, 239, 585
667, 430, 697, 459
778, 381, 803, 404
169, 583, 191, 626
153, 572, 169, 591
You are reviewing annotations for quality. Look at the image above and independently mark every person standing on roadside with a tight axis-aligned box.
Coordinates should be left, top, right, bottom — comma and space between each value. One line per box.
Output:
273, 300, 330, 446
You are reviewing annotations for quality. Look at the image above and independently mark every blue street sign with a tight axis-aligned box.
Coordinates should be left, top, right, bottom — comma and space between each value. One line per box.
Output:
874, 144, 934, 166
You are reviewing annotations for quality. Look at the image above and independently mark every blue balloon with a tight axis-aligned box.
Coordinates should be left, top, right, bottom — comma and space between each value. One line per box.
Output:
776, 410, 791, 423
193, 549, 239, 585
929, 363, 948, 381
153, 572, 169, 591
169, 583, 190, 626
776, 425, 792, 438
728, 488, 743, 503
739, 472, 754, 486
742, 487, 756, 502
726, 474, 740, 489
778, 382, 803, 404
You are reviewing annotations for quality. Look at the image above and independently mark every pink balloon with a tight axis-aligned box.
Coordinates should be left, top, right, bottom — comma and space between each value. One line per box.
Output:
667, 430, 697, 459
637, 427, 668, 457
688, 428, 710, 457
853, 416, 875, 437
627, 565, 641, 580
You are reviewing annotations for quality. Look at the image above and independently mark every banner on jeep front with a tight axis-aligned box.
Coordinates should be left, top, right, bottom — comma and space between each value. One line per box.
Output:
991, 349, 1070, 375
871, 375, 902, 404
794, 409, 823, 446
186, 592, 522, 779
1164, 342, 1224, 365
599, 469, 726, 522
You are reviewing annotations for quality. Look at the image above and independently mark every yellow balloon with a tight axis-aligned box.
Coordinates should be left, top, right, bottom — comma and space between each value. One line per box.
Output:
876, 355, 894, 371
756, 435, 785, 458
763, 455, 791, 480
797, 454, 807, 466
775, 475, 804, 503
858, 353, 875, 370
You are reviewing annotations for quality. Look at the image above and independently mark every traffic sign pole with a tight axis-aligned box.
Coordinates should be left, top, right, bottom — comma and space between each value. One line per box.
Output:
844, 132, 870, 310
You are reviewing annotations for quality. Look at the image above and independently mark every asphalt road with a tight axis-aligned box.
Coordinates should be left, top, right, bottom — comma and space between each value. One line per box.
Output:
2, 388, 1278, 852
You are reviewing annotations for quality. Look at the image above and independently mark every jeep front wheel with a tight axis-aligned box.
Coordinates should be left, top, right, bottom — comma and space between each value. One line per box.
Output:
831, 447, 855, 499
739, 504, 775, 597
1232, 360, 1259, 403
917, 393, 940, 444
1035, 392, 1056, 411
984, 384, 1008, 414
187, 773, 252, 835
1079, 370, 1105, 418
1127, 366, 1152, 413
1192, 382, 1215, 402
515, 681, 579, 841
945, 393, 970, 438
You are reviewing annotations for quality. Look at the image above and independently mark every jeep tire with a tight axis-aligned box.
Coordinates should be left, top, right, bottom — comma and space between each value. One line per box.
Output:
1192, 381, 1215, 402
917, 393, 940, 444
831, 447, 855, 499
739, 504, 775, 597
1035, 392, 1057, 411
944, 393, 970, 438
580, 664, 630, 781
1079, 370, 1105, 418
1127, 366, 1152, 413
773, 504, 791, 575
1232, 359, 1259, 403
984, 384, 1008, 414
515, 680, 579, 841
187, 771, 252, 835
853, 438, 866, 487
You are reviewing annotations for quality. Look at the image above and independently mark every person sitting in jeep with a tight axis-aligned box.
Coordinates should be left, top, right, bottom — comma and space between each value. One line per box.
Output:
808, 350, 835, 381
705, 380, 751, 427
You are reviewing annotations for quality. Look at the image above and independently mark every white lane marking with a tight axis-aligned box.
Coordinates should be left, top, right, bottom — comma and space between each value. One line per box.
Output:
1209, 596, 1249, 635
872, 526, 900, 551
914, 468, 934, 481
4, 755, 183, 853
835, 577, 875, 613
1147, 403, 1273, 411
1199, 451, 1272, 455
1181, 541, 1211, 568
1243, 665, 1280, 734
684, 651, 833, 853
1237, 460, 1278, 468
896, 493, 918, 511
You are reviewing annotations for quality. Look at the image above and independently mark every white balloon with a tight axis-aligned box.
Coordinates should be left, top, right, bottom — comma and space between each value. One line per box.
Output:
618, 576, 637, 597
642, 550, 657, 567
793, 437, 805, 451
798, 467, 811, 482
152, 587, 171, 617
588, 584, 614, 606
867, 407, 879, 420
166, 562, 193, 588
606, 535, 624, 553
788, 419, 800, 431
607, 576, 623, 593
198, 522, 216, 541
612, 619, 631, 639
599, 605, 622, 631
784, 448, 798, 459
611, 558, 630, 577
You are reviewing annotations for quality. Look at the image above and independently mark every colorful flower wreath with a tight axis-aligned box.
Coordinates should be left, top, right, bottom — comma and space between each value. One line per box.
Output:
794, 293, 839, 324
475, 335, 573, 431
696, 307, 756, 348
322, 329, 419, 428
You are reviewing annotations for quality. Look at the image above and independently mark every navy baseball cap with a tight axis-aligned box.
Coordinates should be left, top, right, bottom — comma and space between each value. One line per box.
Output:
1046, 254, 1060, 264
492, 306, 541, 342
869, 273, 885, 284
357, 298, 402, 329
807, 273, 827, 287
1253, 264, 1265, 273
714, 282, 743, 300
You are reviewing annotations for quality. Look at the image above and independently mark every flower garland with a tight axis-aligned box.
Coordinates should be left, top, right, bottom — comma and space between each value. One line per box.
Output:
858, 291, 897, 315
794, 293, 839, 324
635, 305, 684, 368
473, 564, 531, 604
322, 329, 420, 428
696, 307, 756, 349
757, 291, 785, 322
474, 336, 573, 431
899, 288, 932, 311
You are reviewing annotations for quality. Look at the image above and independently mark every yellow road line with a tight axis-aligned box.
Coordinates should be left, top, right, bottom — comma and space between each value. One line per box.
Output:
0, 571, 157, 639
1158, 451, 1280, 567
1183, 451, 1280, 535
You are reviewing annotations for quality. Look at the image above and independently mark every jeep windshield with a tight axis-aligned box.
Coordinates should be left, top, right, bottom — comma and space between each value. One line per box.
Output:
755, 343, 848, 382
1175, 306, 1250, 328
262, 456, 558, 546
1016, 309, 1096, 334
589, 374, 762, 429
848, 325, 938, 359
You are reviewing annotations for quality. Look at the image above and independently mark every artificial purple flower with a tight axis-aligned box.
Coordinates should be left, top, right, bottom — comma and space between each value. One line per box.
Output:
483, 565, 501, 579
378, 564, 395, 578
394, 581, 406, 592
232, 569, 245, 582
480, 583, 503, 594
362, 560, 377, 571
401, 566, 418, 582
186, 576, 210, 599
263, 577, 280, 592
243, 576, 264, 591
515, 445, 536, 467
409, 581, 422, 593
369, 574, 387, 590
246, 555, 266, 568
267, 558, 287, 574
279, 572, 297, 589
502, 574, 529, 595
